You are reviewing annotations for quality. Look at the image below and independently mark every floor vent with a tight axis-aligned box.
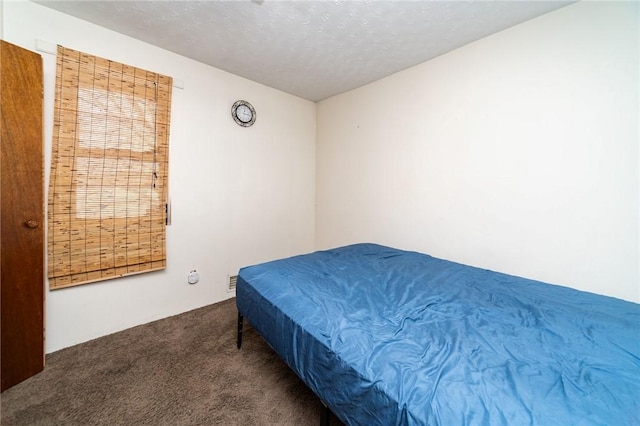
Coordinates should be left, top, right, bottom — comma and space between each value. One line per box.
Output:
227, 275, 238, 292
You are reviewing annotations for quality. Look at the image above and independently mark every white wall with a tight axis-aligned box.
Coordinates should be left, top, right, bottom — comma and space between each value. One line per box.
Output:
3, 0, 316, 352
316, 1, 639, 302
3, 0, 638, 353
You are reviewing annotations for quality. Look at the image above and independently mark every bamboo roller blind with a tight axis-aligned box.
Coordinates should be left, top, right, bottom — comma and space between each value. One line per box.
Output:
48, 46, 172, 289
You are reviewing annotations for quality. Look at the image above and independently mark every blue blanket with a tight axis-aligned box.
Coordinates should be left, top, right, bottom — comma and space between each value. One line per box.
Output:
237, 243, 640, 425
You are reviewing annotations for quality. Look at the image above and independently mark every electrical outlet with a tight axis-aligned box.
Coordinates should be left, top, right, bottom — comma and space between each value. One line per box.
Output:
187, 270, 199, 285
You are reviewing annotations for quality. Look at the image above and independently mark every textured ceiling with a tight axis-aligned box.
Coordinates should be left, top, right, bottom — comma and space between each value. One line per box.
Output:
35, 0, 574, 102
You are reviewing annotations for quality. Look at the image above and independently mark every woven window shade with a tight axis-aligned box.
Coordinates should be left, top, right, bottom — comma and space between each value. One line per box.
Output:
48, 46, 172, 289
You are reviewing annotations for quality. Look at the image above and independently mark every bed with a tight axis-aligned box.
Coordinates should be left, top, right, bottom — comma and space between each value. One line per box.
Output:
235, 243, 640, 425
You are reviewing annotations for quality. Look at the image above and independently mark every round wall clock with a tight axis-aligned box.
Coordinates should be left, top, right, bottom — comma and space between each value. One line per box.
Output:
231, 100, 256, 127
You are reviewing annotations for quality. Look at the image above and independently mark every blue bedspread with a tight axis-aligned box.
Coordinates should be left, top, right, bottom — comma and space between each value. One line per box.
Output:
236, 243, 640, 425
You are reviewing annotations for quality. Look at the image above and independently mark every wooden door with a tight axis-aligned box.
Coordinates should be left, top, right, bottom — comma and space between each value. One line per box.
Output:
1, 40, 45, 392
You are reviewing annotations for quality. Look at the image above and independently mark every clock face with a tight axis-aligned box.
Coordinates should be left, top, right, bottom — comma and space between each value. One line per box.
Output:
232, 100, 256, 127
236, 105, 252, 123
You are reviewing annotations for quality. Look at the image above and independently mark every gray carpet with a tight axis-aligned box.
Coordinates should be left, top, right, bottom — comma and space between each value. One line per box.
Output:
1, 298, 343, 425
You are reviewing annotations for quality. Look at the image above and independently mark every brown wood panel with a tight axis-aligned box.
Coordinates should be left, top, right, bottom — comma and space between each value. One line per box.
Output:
1, 40, 45, 392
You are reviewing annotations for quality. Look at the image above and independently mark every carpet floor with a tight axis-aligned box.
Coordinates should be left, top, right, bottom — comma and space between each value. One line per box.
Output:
1, 298, 343, 425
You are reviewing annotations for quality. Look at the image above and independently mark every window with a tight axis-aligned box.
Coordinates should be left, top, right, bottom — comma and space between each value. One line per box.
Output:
48, 46, 172, 289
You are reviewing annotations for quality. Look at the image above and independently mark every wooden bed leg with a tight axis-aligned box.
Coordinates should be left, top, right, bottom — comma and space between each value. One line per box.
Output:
237, 312, 244, 349
320, 401, 330, 426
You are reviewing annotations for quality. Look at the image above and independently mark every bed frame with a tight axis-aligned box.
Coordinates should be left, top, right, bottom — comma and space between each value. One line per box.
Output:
238, 313, 333, 424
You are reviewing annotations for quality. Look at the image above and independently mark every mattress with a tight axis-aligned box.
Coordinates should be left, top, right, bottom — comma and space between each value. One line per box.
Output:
236, 243, 640, 425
